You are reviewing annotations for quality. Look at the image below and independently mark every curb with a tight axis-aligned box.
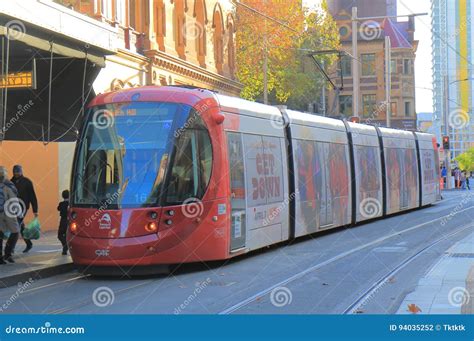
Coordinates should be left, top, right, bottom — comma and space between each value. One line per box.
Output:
462, 265, 474, 314
0, 262, 75, 289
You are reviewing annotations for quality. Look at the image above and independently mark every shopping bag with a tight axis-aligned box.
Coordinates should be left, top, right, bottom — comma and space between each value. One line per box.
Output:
23, 218, 41, 240
1, 231, 10, 240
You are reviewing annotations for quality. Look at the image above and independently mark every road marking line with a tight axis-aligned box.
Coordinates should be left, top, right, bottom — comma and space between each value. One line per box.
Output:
343, 223, 474, 314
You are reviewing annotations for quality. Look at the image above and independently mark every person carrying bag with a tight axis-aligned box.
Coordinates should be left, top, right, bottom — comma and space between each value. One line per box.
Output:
0, 166, 20, 264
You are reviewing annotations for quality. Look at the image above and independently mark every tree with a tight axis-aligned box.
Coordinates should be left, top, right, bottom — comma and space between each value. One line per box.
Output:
455, 148, 474, 172
236, 0, 340, 110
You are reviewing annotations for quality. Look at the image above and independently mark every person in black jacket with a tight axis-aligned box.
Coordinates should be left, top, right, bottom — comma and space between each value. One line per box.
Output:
11, 165, 38, 253
57, 190, 69, 255
0, 166, 20, 264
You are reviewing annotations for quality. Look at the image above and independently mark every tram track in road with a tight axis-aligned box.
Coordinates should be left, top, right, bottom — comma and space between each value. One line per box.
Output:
0, 274, 90, 301
1, 192, 471, 314
342, 222, 474, 314
218, 204, 474, 315
48, 279, 158, 314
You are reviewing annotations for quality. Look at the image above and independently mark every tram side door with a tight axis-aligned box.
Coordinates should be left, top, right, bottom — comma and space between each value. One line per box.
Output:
400, 149, 409, 209
318, 143, 333, 228
227, 132, 247, 251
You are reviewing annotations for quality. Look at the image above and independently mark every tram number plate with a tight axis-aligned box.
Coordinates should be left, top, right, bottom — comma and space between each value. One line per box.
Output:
233, 213, 242, 238
218, 203, 226, 215
95, 249, 110, 257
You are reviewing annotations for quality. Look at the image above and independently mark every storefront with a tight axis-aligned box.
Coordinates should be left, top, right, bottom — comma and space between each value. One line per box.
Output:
0, 0, 116, 230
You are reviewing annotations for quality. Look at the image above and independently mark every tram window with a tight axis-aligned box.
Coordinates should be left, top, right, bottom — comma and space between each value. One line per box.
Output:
166, 131, 199, 202
197, 130, 212, 190
165, 129, 212, 203
227, 132, 245, 200
73, 101, 191, 208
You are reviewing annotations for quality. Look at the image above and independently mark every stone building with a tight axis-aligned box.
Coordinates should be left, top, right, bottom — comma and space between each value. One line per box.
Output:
0, 0, 240, 230
326, 1, 418, 130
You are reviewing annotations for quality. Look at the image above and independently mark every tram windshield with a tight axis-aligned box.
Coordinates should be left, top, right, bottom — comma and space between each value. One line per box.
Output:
72, 101, 212, 208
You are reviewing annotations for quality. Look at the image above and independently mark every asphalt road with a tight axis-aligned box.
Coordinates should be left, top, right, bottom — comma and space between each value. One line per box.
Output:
0, 190, 473, 314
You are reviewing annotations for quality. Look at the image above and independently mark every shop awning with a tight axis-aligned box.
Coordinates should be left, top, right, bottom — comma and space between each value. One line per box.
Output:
0, 0, 117, 142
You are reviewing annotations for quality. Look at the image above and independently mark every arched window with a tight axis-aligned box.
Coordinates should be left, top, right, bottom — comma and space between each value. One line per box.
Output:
130, 0, 146, 32
154, 0, 166, 51
212, 4, 224, 74
227, 15, 236, 77
194, 0, 207, 67
173, 0, 187, 59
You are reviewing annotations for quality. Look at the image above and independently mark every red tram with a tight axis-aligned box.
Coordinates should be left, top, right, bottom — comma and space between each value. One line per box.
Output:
67, 86, 441, 274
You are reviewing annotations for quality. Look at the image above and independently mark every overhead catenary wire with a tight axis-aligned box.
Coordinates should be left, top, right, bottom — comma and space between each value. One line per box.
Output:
45, 41, 54, 145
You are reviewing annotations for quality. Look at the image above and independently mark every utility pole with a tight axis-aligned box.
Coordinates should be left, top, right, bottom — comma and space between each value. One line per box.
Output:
321, 60, 326, 116
263, 0, 268, 105
351, 7, 359, 118
350, 11, 427, 123
385, 36, 391, 127
444, 74, 451, 189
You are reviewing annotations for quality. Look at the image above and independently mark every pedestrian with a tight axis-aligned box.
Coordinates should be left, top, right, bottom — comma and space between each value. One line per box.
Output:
454, 168, 461, 189
0, 166, 20, 264
460, 171, 466, 190
57, 190, 69, 255
441, 166, 447, 187
466, 173, 471, 190
11, 165, 38, 253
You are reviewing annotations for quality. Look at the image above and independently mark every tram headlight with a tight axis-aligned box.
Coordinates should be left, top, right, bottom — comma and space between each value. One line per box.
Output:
70, 222, 78, 234
145, 222, 158, 233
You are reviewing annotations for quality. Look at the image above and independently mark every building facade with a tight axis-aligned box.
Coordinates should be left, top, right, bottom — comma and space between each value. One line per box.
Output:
63, 0, 240, 95
432, 0, 472, 158
326, 1, 418, 130
0, 0, 240, 231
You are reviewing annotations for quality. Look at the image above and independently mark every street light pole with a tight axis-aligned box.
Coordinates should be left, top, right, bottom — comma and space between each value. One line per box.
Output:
263, 0, 268, 105
444, 74, 451, 189
351, 7, 359, 118
385, 36, 391, 128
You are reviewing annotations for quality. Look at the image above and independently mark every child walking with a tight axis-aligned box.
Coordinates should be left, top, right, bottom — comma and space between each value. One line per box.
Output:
57, 190, 69, 255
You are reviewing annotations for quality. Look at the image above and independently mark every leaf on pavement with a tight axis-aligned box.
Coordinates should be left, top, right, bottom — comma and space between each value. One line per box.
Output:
407, 304, 422, 314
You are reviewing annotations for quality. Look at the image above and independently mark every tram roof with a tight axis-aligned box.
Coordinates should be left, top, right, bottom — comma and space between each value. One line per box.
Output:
216, 94, 282, 121
378, 126, 416, 140
89, 86, 218, 108
285, 109, 347, 132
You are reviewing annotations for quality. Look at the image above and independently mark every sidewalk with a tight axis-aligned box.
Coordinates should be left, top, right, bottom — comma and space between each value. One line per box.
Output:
397, 231, 474, 314
0, 231, 74, 288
